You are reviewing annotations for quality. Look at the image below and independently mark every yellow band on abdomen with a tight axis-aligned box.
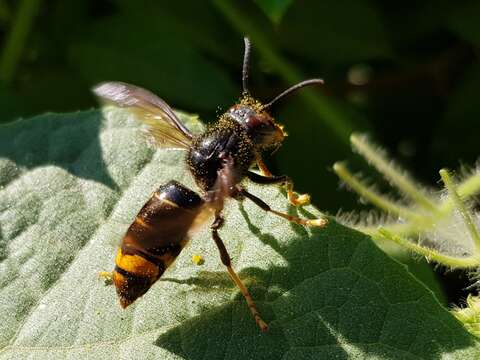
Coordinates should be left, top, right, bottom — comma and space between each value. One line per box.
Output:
115, 248, 159, 278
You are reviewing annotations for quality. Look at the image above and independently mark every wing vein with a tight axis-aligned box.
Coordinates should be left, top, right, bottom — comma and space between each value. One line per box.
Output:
93, 81, 193, 149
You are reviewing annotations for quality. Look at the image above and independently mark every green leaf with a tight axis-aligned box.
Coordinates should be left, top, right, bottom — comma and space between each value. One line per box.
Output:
254, 0, 294, 24
0, 108, 478, 359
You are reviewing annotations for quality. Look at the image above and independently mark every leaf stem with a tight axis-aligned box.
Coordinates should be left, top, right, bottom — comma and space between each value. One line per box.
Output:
211, 0, 354, 144
350, 134, 437, 212
440, 172, 480, 213
457, 172, 480, 198
378, 229, 480, 269
0, 0, 41, 84
356, 223, 418, 237
333, 162, 423, 222
439, 169, 480, 253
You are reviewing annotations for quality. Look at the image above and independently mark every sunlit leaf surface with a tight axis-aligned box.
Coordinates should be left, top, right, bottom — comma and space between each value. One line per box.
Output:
0, 108, 478, 359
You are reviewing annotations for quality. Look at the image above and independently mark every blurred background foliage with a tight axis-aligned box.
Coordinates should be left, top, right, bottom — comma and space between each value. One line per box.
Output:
0, 0, 479, 305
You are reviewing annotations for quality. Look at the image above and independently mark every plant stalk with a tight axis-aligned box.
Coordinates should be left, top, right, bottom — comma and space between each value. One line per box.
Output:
0, 0, 41, 84
440, 169, 480, 253
378, 229, 480, 269
350, 134, 437, 212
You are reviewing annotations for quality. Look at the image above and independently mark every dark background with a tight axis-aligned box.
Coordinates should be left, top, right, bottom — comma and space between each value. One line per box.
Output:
0, 0, 478, 305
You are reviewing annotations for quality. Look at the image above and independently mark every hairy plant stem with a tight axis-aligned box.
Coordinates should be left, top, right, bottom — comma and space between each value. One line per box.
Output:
440, 169, 480, 253
336, 134, 480, 270
350, 134, 438, 212
378, 229, 480, 269
334, 162, 425, 222
440, 172, 480, 213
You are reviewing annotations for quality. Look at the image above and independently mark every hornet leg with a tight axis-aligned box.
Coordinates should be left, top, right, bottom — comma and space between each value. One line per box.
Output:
256, 155, 273, 177
239, 187, 327, 227
246, 170, 311, 206
211, 210, 269, 332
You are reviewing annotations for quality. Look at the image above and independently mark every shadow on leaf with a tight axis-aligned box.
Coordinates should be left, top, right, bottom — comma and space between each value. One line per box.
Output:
155, 219, 476, 359
0, 110, 119, 191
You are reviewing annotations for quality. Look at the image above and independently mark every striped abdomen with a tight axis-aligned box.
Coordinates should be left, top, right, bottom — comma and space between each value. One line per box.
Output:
113, 181, 204, 308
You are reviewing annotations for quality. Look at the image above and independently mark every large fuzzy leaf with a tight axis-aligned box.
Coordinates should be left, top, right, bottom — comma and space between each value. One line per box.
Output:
0, 108, 478, 359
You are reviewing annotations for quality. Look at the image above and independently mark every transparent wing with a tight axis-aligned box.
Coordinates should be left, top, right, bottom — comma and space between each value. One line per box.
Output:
93, 81, 193, 149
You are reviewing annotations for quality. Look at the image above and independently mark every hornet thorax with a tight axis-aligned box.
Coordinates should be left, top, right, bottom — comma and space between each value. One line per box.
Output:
186, 116, 255, 191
